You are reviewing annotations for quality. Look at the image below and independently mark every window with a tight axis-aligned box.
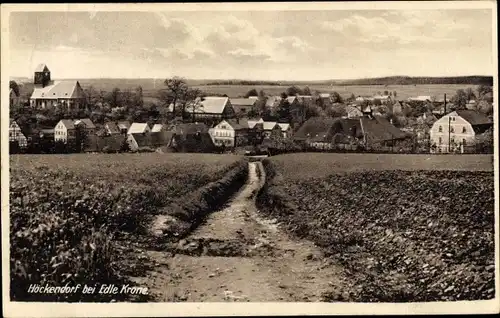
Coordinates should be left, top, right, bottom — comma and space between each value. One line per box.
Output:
439, 126, 443, 132
438, 137, 442, 144
462, 127, 466, 133
450, 127, 454, 133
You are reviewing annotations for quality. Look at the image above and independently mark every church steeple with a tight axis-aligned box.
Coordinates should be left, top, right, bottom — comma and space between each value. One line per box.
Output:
34, 64, 51, 88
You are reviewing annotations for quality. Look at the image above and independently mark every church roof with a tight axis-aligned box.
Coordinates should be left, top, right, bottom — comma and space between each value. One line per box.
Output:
30, 81, 85, 99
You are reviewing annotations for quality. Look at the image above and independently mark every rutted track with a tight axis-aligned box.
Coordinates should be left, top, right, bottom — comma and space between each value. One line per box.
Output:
131, 162, 350, 302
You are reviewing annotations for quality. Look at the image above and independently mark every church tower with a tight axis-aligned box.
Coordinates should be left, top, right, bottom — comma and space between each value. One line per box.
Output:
34, 64, 51, 88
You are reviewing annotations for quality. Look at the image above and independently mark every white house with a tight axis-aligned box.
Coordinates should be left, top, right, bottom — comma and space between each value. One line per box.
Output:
208, 119, 237, 147
54, 118, 95, 143
429, 110, 492, 153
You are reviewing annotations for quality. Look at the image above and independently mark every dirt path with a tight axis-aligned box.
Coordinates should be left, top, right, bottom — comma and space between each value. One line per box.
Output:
133, 162, 349, 302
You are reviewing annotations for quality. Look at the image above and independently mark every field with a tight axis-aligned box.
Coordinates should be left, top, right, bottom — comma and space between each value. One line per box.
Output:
16, 78, 476, 102
257, 153, 495, 301
9, 153, 245, 301
191, 84, 474, 100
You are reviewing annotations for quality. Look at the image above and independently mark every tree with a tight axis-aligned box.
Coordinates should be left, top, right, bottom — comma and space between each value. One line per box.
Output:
477, 85, 493, 98
244, 88, 258, 98
452, 89, 467, 109
121, 89, 133, 108
331, 92, 343, 103
465, 87, 476, 102
276, 99, 291, 122
285, 86, 303, 96
10, 80, 20, 97
135, 86, 144, 108
106, 88, 121, 108
373, 99, 382, 106
347, 93, 356, 102
303, 86, 312, 96
384, 90, 389, 95
164, 77, 189, 114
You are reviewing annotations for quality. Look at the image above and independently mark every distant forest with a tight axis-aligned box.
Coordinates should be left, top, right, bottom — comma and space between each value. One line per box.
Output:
336, 76, 494, 86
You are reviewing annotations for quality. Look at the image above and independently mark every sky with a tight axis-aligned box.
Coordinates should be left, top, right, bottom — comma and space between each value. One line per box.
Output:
8, 9, 494, 80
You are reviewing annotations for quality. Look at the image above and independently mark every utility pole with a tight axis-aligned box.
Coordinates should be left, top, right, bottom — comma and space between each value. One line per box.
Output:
448, 115, 451, 153
444, 93, 447, 114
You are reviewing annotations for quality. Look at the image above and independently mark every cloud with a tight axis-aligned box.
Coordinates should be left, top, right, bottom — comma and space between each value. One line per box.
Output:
320, 12, 470, 45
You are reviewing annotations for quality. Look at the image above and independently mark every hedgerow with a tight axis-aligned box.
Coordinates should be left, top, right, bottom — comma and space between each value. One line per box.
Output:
9, 153, 244, 301
257, 158, 495, 302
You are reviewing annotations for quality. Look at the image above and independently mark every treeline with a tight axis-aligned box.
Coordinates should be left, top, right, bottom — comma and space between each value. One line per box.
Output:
198, 76, 494, 87
337, 76, 494, 86
201, 80, 283, 86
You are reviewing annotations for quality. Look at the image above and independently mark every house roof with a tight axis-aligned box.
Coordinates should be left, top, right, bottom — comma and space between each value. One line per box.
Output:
151, 124, 163, 132
59, 119, 75, 129
263, 121, 279, 130
186, 97, 229, 114
128, 123, 149, 134
226, 118, 250, 130
286, 96, 298, 103
293, 117, 337, 141
277, 123, 291, 131
106, 122, 120, 134
31, 81, 85, 99
409, 95, 432, 101
360, 115, 408, 143
35, 64, 49, 72
248, 118, 264, 128
75, 118, 95, 129
455, 110, 493, 126
230, 98, 257, 106
117, 121, 131, 130
174, 123, 210, 135
320, 93, 331, 98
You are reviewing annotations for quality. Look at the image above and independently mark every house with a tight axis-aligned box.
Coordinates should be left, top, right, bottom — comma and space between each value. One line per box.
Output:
127, 130, 174, 151
128, 122, 150, 135
85, 134, 127, 153
429, 109, 493, 153
9, 120, 28, 148
171, 123, 215, 153
408, 95, 432, 102
346, 105, 363, 118
74, 118, 96, 135
105, 121, 130, 135
29, 64, 87, 110
248, 118, 264, 128
185, 96, 235, 120
466, 100, 477, 110
209, 118, 249, 147
262, 121, 282, 138
10, 89, 20, 108
54, 118, 95, 143
277, 123, 292, 138
230, 98, 257, 115
372, 95, 392, 104
295, 112, 408, 148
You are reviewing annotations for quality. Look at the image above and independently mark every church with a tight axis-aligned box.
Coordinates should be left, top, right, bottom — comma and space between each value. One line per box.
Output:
29, 64, 87, 111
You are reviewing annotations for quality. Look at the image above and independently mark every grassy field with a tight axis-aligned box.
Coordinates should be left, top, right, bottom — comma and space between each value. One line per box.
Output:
9, 153, 245, 301
257, 153, 495, 302
268, 153, 494, 179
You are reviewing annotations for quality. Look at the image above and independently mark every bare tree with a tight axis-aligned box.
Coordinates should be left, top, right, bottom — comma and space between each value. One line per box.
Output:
465, 87, 476, 102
